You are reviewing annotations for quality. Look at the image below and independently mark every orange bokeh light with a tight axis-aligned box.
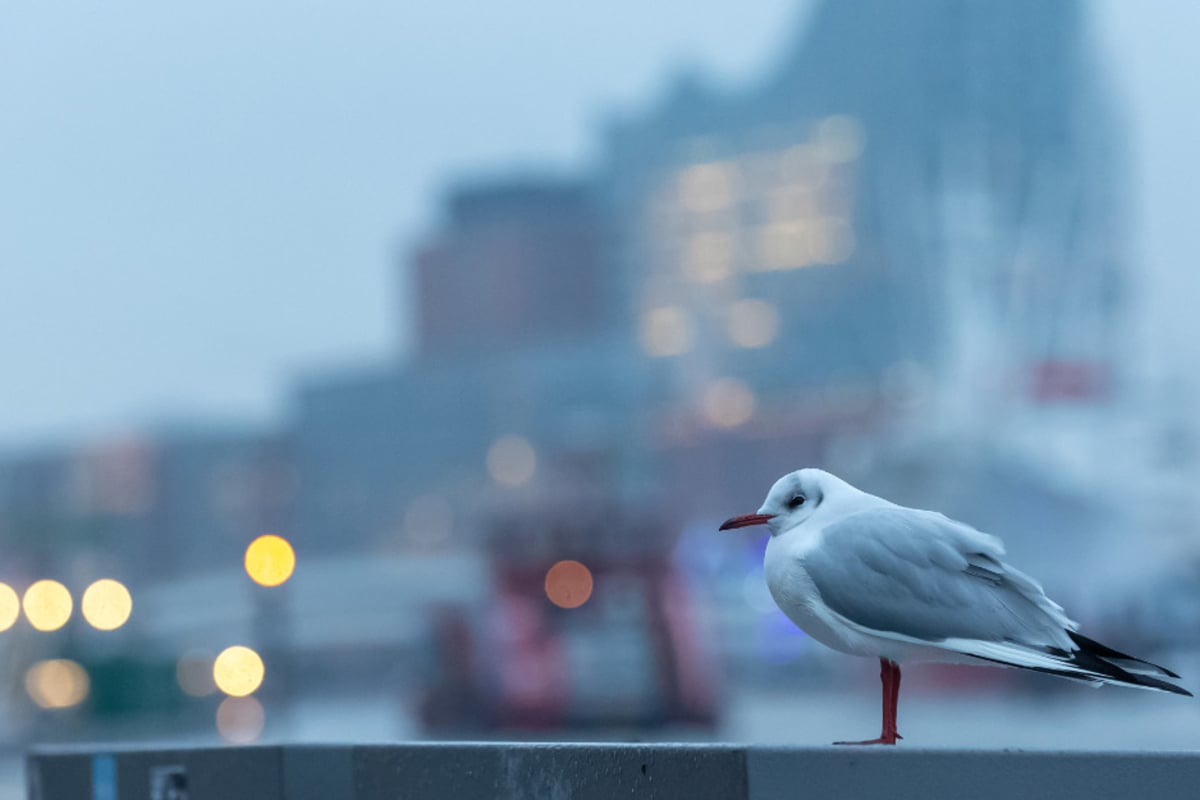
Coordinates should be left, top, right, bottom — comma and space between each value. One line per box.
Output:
544, 560, 594, 609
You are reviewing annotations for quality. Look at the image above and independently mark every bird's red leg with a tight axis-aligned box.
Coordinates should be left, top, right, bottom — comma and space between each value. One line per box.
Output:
834, 658, 903, 745
883, 660, 902, 742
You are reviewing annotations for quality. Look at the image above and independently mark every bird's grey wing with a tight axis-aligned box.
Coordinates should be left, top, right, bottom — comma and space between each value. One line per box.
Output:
803, 507, 1076, 651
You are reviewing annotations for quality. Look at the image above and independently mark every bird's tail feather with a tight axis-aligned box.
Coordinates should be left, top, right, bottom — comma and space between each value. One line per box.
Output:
954, 635, 1192, 697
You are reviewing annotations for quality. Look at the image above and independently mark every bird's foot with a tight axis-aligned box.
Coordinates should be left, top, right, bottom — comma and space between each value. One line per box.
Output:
833, 732, 901, 746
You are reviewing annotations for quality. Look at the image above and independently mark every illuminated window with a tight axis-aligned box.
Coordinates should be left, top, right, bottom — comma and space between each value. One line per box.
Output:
702, 378, 756, 428
640, 306, 692, 357
683, 230, 734, 283
487, 435, 536, 488
758, 221, 812, 271
678, 161, 737, 214
728, 299, 780, 348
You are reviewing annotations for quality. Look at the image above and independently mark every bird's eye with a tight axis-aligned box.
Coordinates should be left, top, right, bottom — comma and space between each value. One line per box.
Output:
786, 494, 806, 510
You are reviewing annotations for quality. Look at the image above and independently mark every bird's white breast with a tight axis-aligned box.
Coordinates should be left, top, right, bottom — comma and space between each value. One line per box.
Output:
763, 525, 859, 655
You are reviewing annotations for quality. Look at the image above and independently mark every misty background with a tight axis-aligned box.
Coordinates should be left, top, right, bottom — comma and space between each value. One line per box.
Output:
1, 1, 1200, 792
3, 1, 1199, 443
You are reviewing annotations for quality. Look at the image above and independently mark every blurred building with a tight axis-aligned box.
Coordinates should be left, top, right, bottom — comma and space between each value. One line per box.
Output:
146, 428, 292, 579
291, 177, 638, 555
0, 427, 289, 583
412, 178, 610, 355
288, 176, 718, 728
602, 0, 1127, 526
0, 442, 151, 581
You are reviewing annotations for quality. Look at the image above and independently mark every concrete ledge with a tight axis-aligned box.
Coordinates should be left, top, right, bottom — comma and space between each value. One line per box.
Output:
26, 743, 1200, 800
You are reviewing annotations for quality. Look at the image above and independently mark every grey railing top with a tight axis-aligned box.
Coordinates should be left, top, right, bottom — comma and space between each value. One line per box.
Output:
26, 742, 1200, 800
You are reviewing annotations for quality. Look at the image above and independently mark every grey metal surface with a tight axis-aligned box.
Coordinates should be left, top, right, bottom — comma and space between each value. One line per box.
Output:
282, 746, 356, 800
352, 743, 746, 800
748, 748, 1200, 800
25, 743, 1200, 800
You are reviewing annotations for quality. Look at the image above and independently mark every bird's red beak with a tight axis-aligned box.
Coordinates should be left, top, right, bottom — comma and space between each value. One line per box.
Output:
719, 513, 775, 531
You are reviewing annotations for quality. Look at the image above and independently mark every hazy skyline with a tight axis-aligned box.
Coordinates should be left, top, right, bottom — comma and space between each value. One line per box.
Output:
1, 1, 1197, 448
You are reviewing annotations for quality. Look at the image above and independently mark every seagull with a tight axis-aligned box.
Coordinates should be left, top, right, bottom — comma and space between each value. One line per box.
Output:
720, 468, 1191, 745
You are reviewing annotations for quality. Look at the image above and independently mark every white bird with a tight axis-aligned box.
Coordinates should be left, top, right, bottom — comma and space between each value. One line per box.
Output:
720, 468, 1191, 745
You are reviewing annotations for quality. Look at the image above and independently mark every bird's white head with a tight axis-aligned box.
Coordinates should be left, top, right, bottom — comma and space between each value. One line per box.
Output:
719, 468, 854, 536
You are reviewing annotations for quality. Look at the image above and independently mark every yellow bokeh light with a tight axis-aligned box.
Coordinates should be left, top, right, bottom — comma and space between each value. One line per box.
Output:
544, 560, 594, 609
177, 650, 217, 697
216, 695, 265, 744
486, 435, 537, 488
728, 299, 781, 349
22, 580, 73, 632
244, 534, 296, 587
26, 659, 89, 709
0, 583, 20, 632
81, 579, 132, 631
640, 306, 692, 357
213, 645, 265, 697
702, 378, 756, 429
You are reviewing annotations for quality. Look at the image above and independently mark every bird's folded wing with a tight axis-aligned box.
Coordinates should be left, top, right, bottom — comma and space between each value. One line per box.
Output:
803, 507, 1077, 652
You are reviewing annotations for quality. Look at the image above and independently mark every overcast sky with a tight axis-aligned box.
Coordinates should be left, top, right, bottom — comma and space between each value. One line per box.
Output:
1, 1, 1197, 448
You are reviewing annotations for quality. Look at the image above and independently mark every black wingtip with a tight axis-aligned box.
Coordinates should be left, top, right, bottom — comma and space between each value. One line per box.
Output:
1129, 674, 1192, 698
1061, 634, 1192, 697
1067, 631, 1184, 681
